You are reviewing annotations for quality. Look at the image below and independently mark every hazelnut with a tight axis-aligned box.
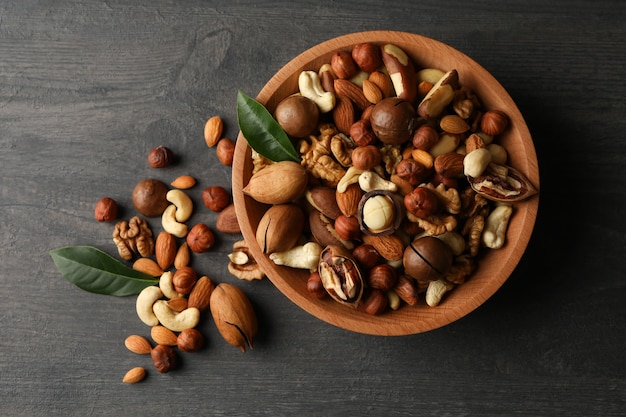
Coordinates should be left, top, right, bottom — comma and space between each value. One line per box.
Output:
172, 266, 198, 295
202, 186, 231, 212
132, 178, 169, 217
274, 95, 319, 138
147, 145, 173, 168
351, 42, 382, 73
216, 138, 235, 166
370, 97, 417, 145
150, 344, 176, 373
186, 223, 215, 253
334, 215, 361, 241
395, 159, 431, 185
480, 110, 509, 136
351, 145, 382, 170
404, 187, 440, 218
94, 197, 118, 222
177, 328, 204, 352
306, 271, 327, 299
349, 119, 377, 147
367, 263, 398, 291
330, 50, 358, 79
403, 236, 453, 282
412, 124, 439, 151
351, 244, 380, 269
394, 275, 419, 306
358, 289, 388, 315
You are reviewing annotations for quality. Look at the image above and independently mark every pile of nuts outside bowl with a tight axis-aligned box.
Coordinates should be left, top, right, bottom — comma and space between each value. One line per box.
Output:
237, 36, 538, 319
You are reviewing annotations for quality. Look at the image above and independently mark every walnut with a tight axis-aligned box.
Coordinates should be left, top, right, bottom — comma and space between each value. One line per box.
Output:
330, 133, 355, 167
379, 144, 402, 175
421, 182, 461, 214
406, 212, 457, 236
251, 150, 273, 174
462, 214, 485, 257
459, 187, 489, 219
113, 216, 154, 260
300, 126, 346, 186
445, 254, 476, 285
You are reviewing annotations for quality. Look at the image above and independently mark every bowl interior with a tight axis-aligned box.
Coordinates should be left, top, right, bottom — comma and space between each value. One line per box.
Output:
233, 31, 539, 336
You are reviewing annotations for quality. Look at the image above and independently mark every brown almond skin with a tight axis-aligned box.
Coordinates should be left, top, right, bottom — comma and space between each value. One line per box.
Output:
210, 283, 257, 352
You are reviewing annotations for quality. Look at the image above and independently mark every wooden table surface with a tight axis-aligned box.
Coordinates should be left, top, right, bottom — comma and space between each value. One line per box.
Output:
1, 1, 624, 416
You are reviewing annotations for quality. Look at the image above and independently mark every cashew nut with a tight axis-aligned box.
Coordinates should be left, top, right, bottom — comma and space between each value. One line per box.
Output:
482, 204, 513, 249
464, 148, 492, 178
269, 241, 323, 271
162, 204, 188, 238
358, 170, 398, 193
152, 300, 200, 332
436, 231, 466, 256
159, 271, 183, 300
336, 166, 364, 193
298, 70, 335, 113
136, 286, 163, 326
166, 189, 193, 222
387, 290, 401, 310
425, 279, 454, 307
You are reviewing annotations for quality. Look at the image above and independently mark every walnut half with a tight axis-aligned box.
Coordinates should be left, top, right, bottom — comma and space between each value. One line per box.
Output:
113, 216, 154, 260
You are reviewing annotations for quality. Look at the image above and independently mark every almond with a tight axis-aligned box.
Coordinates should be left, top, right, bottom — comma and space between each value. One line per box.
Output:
125, 335, 152, 354
151, 325, 178, 346
216, 203, 240, 234
170, 175, 196, 189
334, 78, 370, 110
155, 232, 176, 270
122, 367, 146, 384
332, 95, 355, 135
362, 233, 404, 261
174, 242, 190, 269
362, 79, 383, 104
133, 258, 164, 277
335, 183, 363, 217
188, 276, 215, 312
204, 115, 223, 148
439, 114, 470, 134
434, 152, 465, 178
166, 297, 188, 312
368, 71, 394, 98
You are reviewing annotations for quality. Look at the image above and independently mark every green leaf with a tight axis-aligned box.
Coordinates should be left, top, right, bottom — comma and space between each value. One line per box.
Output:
50, 246, 158, 296
236, 90, 300, 162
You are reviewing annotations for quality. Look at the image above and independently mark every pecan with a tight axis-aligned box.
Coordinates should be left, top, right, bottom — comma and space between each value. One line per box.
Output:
468, 163, 538, 202
113, 216, 154, 260
318, 245, 364, 307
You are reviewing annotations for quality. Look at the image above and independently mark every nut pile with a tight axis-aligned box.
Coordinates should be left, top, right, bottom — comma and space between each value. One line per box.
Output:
94, 122, 261, 384
243, 42, 537, 315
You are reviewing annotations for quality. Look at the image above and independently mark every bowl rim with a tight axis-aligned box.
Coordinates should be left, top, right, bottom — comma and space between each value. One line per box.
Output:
233, 30, 539, 336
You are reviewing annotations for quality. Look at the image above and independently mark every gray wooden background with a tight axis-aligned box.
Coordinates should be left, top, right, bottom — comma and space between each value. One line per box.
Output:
1, 0, 624, 416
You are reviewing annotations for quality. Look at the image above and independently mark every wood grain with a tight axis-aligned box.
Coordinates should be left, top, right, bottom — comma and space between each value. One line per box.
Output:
0, 0, 624, 416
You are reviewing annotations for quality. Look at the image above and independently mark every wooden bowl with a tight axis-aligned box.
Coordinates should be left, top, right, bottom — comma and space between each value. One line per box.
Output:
232, 31, 539, 335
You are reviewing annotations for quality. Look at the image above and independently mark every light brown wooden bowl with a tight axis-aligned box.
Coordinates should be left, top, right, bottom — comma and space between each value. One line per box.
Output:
233, 31, 539, 336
